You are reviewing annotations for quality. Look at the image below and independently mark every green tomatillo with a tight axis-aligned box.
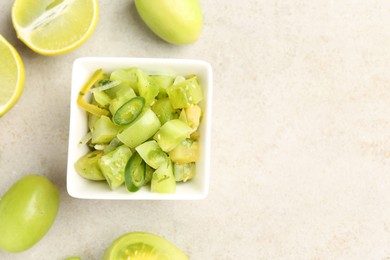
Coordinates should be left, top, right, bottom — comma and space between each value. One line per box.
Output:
0, 174, 59, 253
135, 0, 203, 44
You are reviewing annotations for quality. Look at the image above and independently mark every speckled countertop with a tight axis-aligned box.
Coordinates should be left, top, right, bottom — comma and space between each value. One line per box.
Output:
2, 1, 390, 259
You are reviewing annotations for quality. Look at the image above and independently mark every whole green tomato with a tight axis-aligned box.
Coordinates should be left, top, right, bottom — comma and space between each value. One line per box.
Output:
0, 174, 59, 253
135, 0, 203, 45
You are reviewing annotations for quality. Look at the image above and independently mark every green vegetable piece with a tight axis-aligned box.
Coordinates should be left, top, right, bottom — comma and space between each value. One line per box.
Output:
167, 77, 203, 109
174, 162, 196, 182
65, 257, 81, 260
134, 0, 203, 45
91, 115, 120, 144
74, 150, 105, 180
135, 140, 168, 169
117, 109, 161, 148
151, 97, 178, 125
137, 69, 159, 106
150, 74, 175, 99
151, 160, 176, 194
154, 119, 193, 152
124, 152, 146, 192
87, 98, 101, 131
0, 175, 59, 253
102, 232, 189, 260
98, 145, 133, 190
108, 68, 139, 96
113, 96, 145, 125
109, 87, 137, 115
88, 113, 99, 132
169, 139, 199, 164
93, 90, 111, 108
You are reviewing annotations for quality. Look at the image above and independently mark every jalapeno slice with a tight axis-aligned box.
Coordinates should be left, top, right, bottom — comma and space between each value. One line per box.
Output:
113, 96, 145, 125
124, 152, 146, 192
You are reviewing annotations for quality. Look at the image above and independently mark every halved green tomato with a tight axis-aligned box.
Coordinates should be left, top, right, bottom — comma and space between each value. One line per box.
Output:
117, 109, 161, 148
154, 119, 193, 152
167, 76, 203, 109
135, 140, 168, 169
74, 150, 105, 181
91, 115, 120, 144
102, 232, 188, 260
152, 97, 179, 125
151, 160, 176, 194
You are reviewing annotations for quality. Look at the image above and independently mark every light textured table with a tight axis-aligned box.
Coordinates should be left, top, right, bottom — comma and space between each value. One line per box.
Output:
2, 1, 390, 259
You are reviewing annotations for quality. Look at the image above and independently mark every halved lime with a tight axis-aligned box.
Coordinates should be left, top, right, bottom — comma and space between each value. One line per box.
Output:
12, 0, 99, 55
0, 35, 25, 117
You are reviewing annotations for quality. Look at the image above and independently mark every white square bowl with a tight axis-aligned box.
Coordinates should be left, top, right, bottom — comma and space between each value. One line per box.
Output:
67, 57, 212, 200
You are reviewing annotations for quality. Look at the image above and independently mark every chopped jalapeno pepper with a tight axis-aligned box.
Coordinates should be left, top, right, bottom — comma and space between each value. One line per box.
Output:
113, 96, 145, 125
124, 152, 146, 192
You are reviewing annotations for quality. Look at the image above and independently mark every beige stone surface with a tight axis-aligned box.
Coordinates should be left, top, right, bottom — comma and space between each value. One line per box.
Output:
1, 0, 390, 259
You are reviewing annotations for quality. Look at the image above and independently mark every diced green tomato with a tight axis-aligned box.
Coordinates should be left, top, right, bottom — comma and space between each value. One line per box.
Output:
91, 116, 120, 144
144, 164, 153, 185
93, 90, 111, 108
137, 70, 159, 106
74, 150, 105, 181
151, 160, 176, 194
98, 145, 133, 190
117, 109, 161, 148
151, 97, 179, 125
150, 75, 175, 99
113, 97, 145, 125
169, 139, 199, 164
124, 152, 145, 192
88, 113, 99, 132
174, 162, 196, 182
108, 68, 139, 96
87, 98, 101, 131
185, 105, 202, 130
115, 84, 137, 99
154, 119, 193, 152
167, 77, 203, 109
109, 87, 137, 115
135, 140, 168, 169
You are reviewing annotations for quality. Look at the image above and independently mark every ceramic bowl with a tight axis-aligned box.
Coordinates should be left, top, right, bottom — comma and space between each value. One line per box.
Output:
66, 57, 212, 200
